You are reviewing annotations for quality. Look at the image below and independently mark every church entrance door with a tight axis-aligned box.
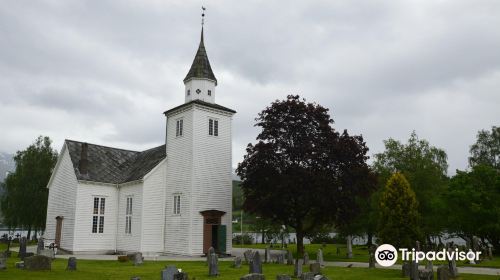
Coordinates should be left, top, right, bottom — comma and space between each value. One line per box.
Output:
201, 210, 226, 254
55, 216, 63, 247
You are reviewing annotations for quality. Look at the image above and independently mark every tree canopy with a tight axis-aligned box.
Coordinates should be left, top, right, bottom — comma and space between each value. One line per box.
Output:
0, 136, 58, 238
469, 126, 500, 169
373, 131, 448, 240
236, 95, 375, 256
378, 172, 421, 248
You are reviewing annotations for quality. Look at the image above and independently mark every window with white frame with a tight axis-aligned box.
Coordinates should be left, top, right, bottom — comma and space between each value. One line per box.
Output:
208, 90, 212, 96
209, 119, 218, 136
176, 119, 183, 137
173, 195, 181, 215
125, 196, 132, 234
92, 197, 105, 233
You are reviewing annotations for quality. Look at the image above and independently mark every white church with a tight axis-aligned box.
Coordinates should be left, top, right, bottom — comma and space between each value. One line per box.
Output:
44, 25, 235, 256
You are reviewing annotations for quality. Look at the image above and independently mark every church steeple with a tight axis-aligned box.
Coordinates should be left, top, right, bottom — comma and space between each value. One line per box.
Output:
183, 27, 217, 85
183, 8, 217, 104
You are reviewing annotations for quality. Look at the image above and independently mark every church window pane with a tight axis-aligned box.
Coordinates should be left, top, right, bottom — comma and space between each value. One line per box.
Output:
92, 197, 105, 233
208, 90, 211, 96
173, 195, 181, 214
209, 119, 218, 136
125, 196, 132, 234
176, 119, 183, 137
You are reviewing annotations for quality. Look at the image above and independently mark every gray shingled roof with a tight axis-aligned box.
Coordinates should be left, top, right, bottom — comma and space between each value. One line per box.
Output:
164, 99, 236, 115
65, 140, 166, 184
183, 27, 217, 84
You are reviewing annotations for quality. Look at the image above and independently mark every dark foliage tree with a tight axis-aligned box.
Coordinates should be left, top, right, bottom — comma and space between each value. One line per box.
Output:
236, 95, 375, 257
378, 172, 421, 248
373, 131, 448, 242
469, 126, 500, 169
0, 136, 58, 239
447, 164, 500, 252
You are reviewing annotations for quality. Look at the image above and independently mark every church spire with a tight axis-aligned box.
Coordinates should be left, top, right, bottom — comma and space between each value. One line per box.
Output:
183, 7, 217, 85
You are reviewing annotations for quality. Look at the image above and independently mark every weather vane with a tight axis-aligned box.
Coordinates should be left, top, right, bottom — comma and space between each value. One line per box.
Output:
201, 6, 206, 26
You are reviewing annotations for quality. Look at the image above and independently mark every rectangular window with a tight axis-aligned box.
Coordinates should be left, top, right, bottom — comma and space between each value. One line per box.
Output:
125, 196, 132, 234
209, 119, 213, 135
92, 197, 105, 233
173, 195, 181, 215
209, 119, 218, 136
176, 119, 183, 137
208, 90, 211, 96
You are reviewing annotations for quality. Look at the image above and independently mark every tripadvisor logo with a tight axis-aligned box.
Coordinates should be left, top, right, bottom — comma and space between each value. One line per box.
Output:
375, 244, 398, 267
375, 244, 482, 267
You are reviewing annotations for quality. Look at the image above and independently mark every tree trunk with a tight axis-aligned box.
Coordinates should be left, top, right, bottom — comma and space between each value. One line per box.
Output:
296, 230, 304, 259
27, 225, 32, 240
367, 232, 373, 246
346, 235, 353, 259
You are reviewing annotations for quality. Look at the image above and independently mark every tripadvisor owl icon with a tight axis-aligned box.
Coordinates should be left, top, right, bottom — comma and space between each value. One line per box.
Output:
375, 244, 398, 267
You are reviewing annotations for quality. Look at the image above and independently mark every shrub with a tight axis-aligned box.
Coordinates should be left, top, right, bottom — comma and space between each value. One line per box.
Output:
232, 234, 254, 245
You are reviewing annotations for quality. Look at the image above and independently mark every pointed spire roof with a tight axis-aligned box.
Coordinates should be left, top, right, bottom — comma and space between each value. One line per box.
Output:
183, 27, 217, 85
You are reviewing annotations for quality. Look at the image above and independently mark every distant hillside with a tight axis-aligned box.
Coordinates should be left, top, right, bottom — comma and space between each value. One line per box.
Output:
0, 152, 15, 182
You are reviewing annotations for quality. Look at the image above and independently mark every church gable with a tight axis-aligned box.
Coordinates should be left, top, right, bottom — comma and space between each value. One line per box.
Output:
65, 140, 166, 184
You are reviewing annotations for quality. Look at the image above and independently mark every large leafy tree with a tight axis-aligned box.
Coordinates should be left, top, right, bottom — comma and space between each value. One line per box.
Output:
0, 136, 58, 239
446, 164, 500, 252
373, 131, 448, 242
236, 95, 374, 257
378, 172, 421, 248
469, 126, 500, 169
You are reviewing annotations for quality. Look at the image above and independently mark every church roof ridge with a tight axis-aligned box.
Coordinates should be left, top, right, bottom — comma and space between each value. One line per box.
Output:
183, 26, 217, 85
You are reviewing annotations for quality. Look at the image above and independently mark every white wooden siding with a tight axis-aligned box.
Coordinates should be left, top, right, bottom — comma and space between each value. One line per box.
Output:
141, 159, 166, 254
164, 108, 194, 255
73, 182, 118, 253
44, 144, 78, 252
116, 183, 142, 253
190, 106, 233, 255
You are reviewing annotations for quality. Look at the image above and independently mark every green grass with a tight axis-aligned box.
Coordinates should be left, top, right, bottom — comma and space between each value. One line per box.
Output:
0, 257, 497, 280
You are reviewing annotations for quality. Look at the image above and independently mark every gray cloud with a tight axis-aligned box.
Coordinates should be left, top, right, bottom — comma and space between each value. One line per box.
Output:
1, 0, 499, 174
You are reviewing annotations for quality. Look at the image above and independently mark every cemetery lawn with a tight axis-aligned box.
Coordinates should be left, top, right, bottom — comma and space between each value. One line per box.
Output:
0, 258, 498, 280
233, 244, 500, 268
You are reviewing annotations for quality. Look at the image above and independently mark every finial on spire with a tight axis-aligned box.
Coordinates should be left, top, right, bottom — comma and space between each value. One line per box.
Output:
201, 6, 206, 26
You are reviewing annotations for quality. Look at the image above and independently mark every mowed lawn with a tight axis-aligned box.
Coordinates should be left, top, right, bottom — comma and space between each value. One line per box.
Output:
0, 258, 498, 280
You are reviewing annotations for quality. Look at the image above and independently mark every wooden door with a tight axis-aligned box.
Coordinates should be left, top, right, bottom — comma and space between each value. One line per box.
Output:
55, 216, 63, 247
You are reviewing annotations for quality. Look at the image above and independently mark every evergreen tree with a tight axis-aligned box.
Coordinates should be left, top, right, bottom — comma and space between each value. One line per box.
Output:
378, 172, 421, 248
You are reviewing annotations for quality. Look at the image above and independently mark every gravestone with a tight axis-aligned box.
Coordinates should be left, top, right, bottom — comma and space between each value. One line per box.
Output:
240, 273, 265, 280
410, 261, 419, 280
309, 262, 320, 275
418, 269, 433, 280
265, 247, 271, 263
313, 275, 329, 280
233, 256, 242, 268
66, 257, 77, 271
207, 246, 215, 265
249, 251, 262, 274
300, 272, 315, 280
346, 235, 353, 259
276, 253, 285, 264
161, 265, 178, 280
15, 261, 24, 269
130, 277, 140, 280
402, 262, 411, 277
276, 275, 291, 280
24, 255, 51, 271
174, 272, 188, 280
39, 249, 55, 259
18, 237, 27, 260
316, 249, 324, 267
468, 249, 476, 264
286, 250, 294, 265
436, 266, 449, 280
209, 252, 219, 276
37, 238, 44, 255
0, 256, 6, 269
488, 247, 493, 260
447, 247, 458, 277
425, 261, 433, 280
244, 250, 253, 264
133, 252, 143, 266
303, 252, 309, 265
294, 259, 303, 277
368, 246, 376, 268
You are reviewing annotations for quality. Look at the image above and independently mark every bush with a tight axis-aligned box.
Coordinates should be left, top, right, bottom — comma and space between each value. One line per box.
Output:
232, 234, 254, 245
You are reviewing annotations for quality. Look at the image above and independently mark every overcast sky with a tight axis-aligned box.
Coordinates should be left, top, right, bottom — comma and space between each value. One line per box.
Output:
1, 0, 499, 174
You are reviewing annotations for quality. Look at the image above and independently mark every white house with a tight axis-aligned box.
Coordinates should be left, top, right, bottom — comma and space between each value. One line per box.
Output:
44, 26, 235, 256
